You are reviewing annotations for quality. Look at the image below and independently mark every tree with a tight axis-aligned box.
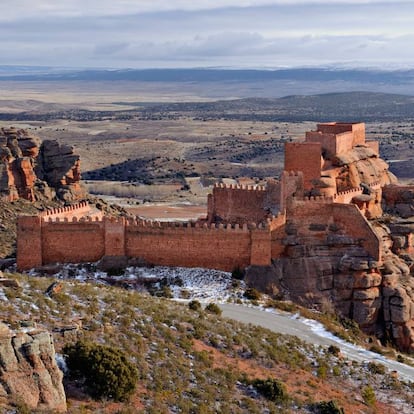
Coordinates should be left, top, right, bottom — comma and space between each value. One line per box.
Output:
252, 378, 289, 404
64, 340, 138, 401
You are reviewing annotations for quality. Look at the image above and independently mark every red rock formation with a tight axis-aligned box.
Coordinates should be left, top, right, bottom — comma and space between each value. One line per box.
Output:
0, 323, 67, 412
0, 127, 85, 202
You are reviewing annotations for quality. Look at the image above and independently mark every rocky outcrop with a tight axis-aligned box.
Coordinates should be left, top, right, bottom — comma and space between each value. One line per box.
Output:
382, 184, 414, 218
314, 145, 398, 219
246, 212, 414, 353
0, 127, 85, 202
0, 323, 66, 412
35, 140, 84, 202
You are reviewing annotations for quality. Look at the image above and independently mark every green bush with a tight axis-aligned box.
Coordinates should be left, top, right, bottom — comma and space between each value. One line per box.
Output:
311, 400, 344, 414
205, 302, 222, 316
361, 385, 376, 407
316, 364, 327, 379
243, 288, 262, 301
252, 378, 289, 404
63, 340, 138, 401
188, 300, 202, 311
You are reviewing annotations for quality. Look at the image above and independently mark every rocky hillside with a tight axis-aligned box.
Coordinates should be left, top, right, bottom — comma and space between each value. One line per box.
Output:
0, 271, 413, 413
0, 127, 85, 202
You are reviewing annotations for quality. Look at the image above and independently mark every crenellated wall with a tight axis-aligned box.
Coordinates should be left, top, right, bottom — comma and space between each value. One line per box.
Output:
17, 216, 273, 272
40, 201, 103, 221
207, 183, 270, 224
333, 187, 363, 204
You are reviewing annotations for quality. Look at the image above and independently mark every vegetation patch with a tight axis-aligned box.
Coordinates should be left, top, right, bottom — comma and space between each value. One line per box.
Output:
63, 340, 138, 402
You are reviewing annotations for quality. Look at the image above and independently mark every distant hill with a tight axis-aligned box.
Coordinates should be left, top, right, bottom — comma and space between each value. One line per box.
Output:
3, 65, 414, 99
1, 66, 414, 84
130, 91, 414, 122
2, 91, 414, 122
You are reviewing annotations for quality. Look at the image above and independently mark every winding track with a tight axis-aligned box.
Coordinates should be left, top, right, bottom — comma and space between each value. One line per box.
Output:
219, 303, 414, 382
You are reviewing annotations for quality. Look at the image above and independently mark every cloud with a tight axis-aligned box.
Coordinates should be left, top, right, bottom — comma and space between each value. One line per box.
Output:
2, 0, 414, 20
1, 1, 414, 68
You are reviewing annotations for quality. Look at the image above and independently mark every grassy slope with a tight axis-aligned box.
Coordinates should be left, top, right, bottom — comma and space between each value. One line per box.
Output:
0, 273, 412, 413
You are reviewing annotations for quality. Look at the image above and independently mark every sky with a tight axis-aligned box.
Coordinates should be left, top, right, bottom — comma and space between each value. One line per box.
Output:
1, 0, 414, 69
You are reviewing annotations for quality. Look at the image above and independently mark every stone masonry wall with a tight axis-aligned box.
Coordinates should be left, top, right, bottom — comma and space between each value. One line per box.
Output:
17, 217, 272, 272
284, 143, 321, 190
286, 198, 381, 261
207, 184, 269, 224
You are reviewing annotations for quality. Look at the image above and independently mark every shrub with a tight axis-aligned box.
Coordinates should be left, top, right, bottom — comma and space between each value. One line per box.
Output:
243, 288, 262, 301
316, 364, 327, 379
205, 303, 222, 316
63, 341, 138, 401
397, 354, 405, 363
367, 361, 386, 375
252, 378, 289, 404
327, 345, 340, 356
361, 385, 376, 407
188, 300, 202, 312
311, 400, 344, 414
231, 267, 245, 280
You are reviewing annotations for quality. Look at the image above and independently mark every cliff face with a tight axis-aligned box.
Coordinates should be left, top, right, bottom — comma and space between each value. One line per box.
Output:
0, 127, 85, 202
0, 323, 67, 412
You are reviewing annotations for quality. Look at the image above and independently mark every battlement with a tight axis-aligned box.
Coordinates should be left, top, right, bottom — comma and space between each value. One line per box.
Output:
213, 183, 266, 191
126, 218, 266, 231
283, 171, 303, 177
334, 187, 363, 204
40, 201, 103, 221
40, 201, 88, 217
368, 180, 381, 189
293, 195, 334, 204
208, 181, 271, 224
266, 212, 286, 230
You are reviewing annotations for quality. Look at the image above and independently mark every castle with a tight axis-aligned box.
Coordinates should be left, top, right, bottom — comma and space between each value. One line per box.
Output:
17, 122, 406, 272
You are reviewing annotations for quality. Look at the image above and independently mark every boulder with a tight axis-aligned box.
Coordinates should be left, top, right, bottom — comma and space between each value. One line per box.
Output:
0, 327, 66, 412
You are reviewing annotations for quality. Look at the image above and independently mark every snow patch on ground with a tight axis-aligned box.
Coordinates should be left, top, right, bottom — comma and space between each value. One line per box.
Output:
50, 263, 244, 302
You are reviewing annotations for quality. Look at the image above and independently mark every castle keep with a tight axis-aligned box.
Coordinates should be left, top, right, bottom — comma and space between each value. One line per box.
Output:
17, 122, 401, 272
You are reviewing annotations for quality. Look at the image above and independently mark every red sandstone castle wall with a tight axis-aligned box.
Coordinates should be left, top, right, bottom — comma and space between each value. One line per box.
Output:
306, 123, 366, 157
207, 184, 269, 223
125, 224, 253, 271
366, 140, 379, 156
17, 216, 43, 270
42, 220, 105, 264
350, 123, 365, 146
316, 122, 365, 146
305, 131, 355, 157
284, 143, 321, 190
286, 198, 381, 261
17, 217, 273, 272
40, 201, 102, 221
332, 203, 381, 261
